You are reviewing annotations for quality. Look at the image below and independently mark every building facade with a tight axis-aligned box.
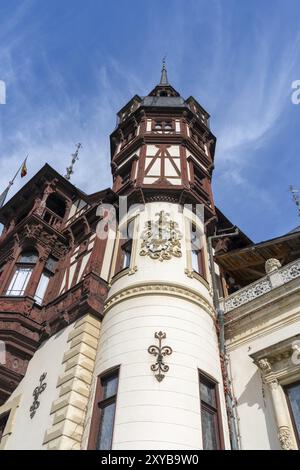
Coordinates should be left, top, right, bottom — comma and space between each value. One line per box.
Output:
0, 66, 299, 450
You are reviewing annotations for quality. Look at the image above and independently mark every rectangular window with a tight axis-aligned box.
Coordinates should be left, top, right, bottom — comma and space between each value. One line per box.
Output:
122, 241, 132, 269
34, 271, 51, 305
6, 267, 32, 296
199, 371, 223, 450
190, 225, 206, 279
285, 381, 300, 447
88, 369, 119, 450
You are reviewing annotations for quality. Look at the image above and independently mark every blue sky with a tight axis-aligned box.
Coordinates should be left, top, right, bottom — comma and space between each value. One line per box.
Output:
0, 0, 300, 242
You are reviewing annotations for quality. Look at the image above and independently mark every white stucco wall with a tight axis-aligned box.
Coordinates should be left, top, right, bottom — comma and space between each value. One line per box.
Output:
3, 323, 74, 450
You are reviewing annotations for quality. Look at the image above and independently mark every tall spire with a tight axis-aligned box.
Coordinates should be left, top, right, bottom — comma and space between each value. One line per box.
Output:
160, 57, 169, 85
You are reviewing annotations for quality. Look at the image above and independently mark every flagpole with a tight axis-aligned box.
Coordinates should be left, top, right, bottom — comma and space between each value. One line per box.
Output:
0, 155, 28, 209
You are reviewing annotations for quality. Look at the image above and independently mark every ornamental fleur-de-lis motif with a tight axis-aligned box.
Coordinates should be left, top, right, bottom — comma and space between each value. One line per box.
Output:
30, 372, 47, 419
148, 331, 173, 382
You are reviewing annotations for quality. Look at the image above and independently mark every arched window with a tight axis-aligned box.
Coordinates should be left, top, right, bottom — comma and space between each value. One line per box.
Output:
6, 250, 38, 296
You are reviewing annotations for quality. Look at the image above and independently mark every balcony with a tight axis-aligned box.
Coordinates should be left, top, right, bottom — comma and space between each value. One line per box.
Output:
42, 207, 63, 230
224, 258, 300, 312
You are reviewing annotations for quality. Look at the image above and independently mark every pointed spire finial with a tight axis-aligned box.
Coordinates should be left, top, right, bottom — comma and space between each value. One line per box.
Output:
160, 57, 169, 85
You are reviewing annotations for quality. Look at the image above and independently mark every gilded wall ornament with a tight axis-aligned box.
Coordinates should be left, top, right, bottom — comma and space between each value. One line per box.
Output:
140, 211, 182, 261
30, 372, 47, 419
148, 331, 173, 382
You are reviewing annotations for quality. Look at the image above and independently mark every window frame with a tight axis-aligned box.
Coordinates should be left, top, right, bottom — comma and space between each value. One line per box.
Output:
5, 250, 39, 297
199, 370, 224, 450
284, 380, 300, 448
190, 225, 207, 280
88, 367, 120, 450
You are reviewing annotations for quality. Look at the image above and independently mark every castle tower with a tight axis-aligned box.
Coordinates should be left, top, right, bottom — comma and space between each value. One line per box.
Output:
85, 63, 230, 450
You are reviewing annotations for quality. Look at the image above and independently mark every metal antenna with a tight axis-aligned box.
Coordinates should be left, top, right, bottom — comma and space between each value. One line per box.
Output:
289, 185, 300, 216
65, 143, 82, 181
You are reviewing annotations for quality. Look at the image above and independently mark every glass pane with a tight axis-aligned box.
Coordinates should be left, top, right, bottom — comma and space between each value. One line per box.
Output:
19, 251, 38, 264
122, 250, 131, 269
102, 374, 118, 400
201, 407, 218, 450
97, 402, 116, 450
45, 257, 57, 273
286, 382, 300, 439
200, 379, 216, 407
34, 272, 50, 305
191, 250, 199, 272
6, 267, 32, 295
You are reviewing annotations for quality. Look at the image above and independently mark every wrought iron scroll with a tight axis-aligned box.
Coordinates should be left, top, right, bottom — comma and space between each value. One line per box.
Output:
30, 372, 47, 419
148, 331, 172, 382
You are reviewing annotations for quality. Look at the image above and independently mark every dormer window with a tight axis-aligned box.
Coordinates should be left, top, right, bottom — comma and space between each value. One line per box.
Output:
6, 250, 38, 296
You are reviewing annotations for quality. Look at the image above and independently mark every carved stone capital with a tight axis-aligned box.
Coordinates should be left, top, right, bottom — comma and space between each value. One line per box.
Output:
257, 358, 272, 374
278, 426, 293, 450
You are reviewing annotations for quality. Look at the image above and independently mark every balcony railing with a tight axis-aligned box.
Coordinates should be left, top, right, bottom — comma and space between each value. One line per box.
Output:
224, 258, 300, 312
42, 207, 63, 229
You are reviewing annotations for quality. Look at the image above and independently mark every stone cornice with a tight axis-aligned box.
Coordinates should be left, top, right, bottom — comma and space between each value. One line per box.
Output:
104, 281, 215, 318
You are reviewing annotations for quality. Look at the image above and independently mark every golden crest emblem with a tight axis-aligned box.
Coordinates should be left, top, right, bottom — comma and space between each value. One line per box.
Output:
140, 211, 182, 261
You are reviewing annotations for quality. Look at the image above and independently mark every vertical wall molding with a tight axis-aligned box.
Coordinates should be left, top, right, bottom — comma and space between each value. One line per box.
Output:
0, 395, 22, 450
43, 314, 101, 450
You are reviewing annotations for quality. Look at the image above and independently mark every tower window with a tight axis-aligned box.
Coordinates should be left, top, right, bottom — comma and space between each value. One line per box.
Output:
199, 371, 223, 450
153, 120, 174, 132
122, 240, 132, 269
88, 369, 119, 450
190, 225, 206, 279
6, 250, 38, 297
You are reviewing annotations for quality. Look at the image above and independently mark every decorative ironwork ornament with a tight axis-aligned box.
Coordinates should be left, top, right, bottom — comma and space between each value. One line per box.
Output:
30, 372, 47, 418
148, 331, 172, 382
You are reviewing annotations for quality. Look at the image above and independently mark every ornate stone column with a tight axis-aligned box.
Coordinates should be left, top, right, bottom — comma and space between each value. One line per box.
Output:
268, 379, 294, 450
257, 358, 297, 450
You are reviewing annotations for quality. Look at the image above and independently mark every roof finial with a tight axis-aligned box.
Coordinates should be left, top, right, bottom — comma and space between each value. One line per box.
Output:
160, 57, 169, 85
65, 143, 82, 181
289, 185, 300, 216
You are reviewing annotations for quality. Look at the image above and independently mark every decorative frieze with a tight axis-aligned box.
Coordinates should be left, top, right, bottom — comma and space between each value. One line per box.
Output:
104, 281, 215, 318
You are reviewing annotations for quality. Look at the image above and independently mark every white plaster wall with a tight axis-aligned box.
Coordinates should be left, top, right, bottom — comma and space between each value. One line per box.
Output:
4, 323, 74, 450
95, 295, 229, 450
228, 321, 300, 450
